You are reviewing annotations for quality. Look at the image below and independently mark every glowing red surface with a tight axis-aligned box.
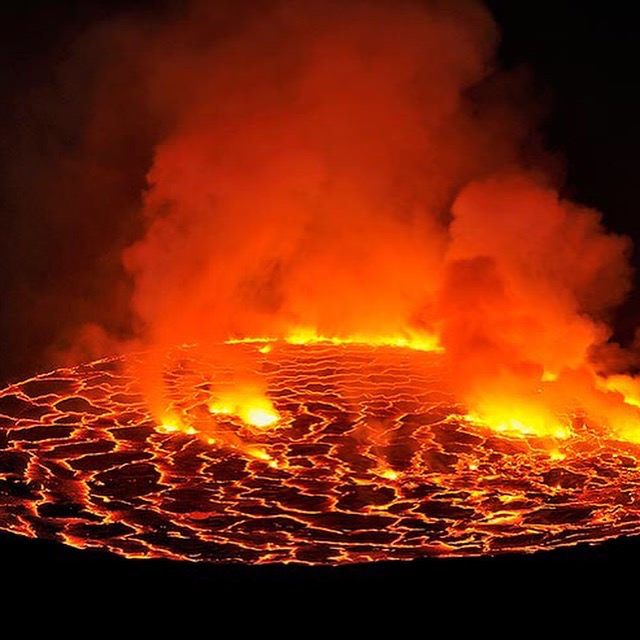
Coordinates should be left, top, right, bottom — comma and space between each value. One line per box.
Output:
1, 343, 640, 564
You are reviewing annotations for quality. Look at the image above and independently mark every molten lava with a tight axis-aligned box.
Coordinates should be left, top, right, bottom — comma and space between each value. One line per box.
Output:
6, 0, 640, 567
2, 341, 640, 565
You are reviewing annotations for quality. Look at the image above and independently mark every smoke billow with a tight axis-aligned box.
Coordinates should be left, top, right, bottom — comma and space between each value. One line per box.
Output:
439, 174, 633, 435
123, 0, 510, 347
11, 0, 640, 439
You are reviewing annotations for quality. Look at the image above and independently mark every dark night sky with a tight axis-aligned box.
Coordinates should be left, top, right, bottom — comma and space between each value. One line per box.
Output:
1, 0, 640, 602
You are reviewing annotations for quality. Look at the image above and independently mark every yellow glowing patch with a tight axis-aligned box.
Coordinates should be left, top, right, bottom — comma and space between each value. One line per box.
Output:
465, 411, 570, 440
157, 423, 179, 434
209, 403, 233, 415
247, 448, 271, 461
208, 388, 280, 429
284, 328, 442, 352
157, 414, 184, 434
483, 513, 520, 525
245, 408, 279, 428
225, 331, 442, 355
498, 494, 524, 504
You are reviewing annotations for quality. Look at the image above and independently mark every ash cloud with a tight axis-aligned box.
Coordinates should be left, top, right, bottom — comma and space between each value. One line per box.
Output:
123, 0, 526, 345
4, 0, 640, 438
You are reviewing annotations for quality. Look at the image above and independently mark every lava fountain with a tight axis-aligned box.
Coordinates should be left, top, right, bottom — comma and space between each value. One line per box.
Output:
3, 340, 640, 565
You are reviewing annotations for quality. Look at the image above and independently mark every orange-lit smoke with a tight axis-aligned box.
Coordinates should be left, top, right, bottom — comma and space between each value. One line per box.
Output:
110, 0, 640, 440
124, 0, 505, 346
439, 174, 634, 438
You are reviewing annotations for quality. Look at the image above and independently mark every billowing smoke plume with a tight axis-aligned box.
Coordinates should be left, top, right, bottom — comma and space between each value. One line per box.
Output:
124, 0, 511, 347
12, 0, 640, 439
440, 174, 633, 436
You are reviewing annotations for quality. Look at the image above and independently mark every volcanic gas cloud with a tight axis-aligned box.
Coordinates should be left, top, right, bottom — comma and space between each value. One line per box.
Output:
116, 0, 638, 440
3, 0, 640, 564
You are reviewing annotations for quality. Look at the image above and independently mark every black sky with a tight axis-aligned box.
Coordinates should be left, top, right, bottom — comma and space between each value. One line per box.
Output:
492, 1, 640, 349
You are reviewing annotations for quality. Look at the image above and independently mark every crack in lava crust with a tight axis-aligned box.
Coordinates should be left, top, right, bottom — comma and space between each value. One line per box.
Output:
2, 342, 640, 565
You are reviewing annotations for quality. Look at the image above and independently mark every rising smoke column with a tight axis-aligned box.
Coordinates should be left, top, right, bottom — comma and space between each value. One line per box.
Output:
440, 174, 633, 436
64, 0, 640, 440
123, 0, 514, 345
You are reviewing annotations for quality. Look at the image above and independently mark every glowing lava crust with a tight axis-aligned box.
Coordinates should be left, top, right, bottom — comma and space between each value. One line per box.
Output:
2, 342, 640, 565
